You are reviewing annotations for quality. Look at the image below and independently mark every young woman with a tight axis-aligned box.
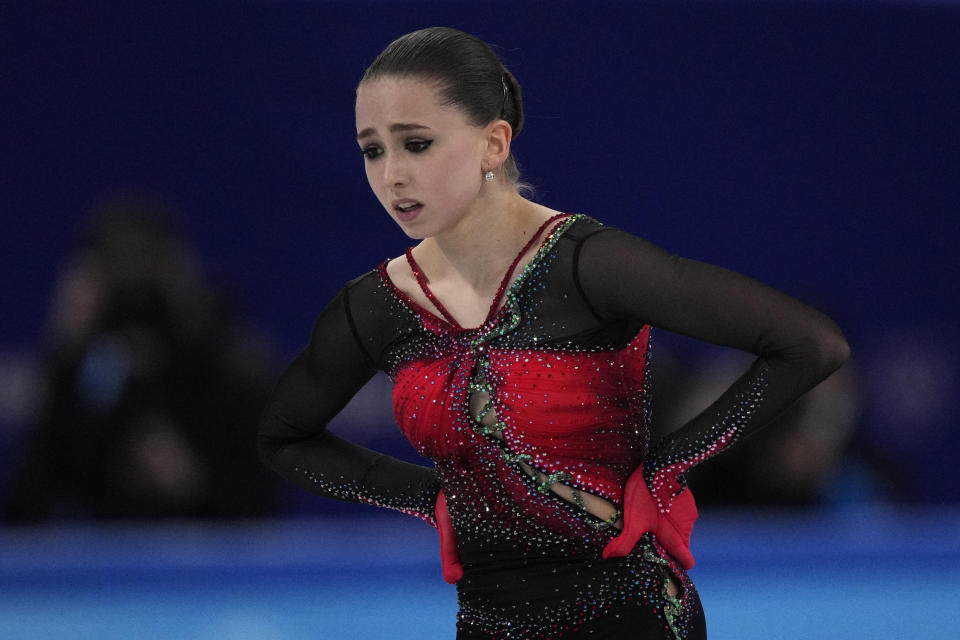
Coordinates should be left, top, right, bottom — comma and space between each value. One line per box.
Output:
258, 27, 849, 639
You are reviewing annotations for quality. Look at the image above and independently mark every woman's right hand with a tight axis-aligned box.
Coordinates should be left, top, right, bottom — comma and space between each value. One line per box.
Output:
436, 490, 463, 583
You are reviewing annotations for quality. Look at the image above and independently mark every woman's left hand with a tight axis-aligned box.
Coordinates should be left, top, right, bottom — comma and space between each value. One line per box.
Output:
601, 463, 698, 570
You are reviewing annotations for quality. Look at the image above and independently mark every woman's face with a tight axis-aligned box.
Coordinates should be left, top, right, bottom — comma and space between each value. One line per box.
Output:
355, 76, 489, 239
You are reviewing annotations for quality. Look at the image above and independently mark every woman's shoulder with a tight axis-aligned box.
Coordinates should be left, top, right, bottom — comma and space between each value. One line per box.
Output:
345, 264, 386, 291
342, 259, 428, 321
382, 254, 417, 293
338, 264, 395, 315
557, 213, 621, 245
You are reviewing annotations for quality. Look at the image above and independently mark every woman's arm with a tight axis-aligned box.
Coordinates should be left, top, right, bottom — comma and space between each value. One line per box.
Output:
257, 286, 440, 525
575, 228, 850, 513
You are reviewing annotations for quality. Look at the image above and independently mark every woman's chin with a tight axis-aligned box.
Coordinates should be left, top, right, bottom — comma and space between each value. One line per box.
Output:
392, 217, 430, 240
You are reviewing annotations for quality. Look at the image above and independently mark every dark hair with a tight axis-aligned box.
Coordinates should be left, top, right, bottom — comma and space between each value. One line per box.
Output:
361, 27, 528, 191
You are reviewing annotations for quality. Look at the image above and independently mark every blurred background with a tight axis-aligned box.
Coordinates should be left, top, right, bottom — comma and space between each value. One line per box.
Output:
1, 1, 958, 638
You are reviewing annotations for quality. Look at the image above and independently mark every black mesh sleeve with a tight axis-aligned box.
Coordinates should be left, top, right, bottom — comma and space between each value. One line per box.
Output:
257, 286, 440, 525
575, 227, 850, 511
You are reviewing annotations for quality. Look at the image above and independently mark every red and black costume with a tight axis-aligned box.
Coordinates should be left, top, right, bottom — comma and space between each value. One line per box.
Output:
259, 214, 848, 639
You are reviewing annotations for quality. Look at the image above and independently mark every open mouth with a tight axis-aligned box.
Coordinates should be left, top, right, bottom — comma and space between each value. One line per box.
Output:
393, 200, 423, 218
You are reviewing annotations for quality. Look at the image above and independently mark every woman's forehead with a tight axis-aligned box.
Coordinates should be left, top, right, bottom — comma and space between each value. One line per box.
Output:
355, 77, 463, 131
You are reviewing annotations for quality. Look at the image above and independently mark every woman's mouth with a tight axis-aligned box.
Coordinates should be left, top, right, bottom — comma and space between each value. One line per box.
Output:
392, 200, 423, 221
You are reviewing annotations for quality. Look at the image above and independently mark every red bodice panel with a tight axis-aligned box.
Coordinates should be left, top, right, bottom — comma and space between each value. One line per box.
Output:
392, 327, 651, 508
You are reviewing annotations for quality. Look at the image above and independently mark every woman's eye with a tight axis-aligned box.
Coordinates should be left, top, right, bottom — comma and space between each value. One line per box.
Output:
361, 146, 382, 160
406, 139, 433, 153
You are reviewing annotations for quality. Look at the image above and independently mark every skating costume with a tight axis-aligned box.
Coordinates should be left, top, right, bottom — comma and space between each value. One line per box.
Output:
259, 214, 846, 639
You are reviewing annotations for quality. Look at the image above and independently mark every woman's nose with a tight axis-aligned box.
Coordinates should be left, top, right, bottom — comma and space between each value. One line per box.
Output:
383, 155, 407, 187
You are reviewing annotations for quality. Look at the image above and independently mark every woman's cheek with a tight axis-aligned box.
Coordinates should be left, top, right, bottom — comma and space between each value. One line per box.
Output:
446, 173, 483, 213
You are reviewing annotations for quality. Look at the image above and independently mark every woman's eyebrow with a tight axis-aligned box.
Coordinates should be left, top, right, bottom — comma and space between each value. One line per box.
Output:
357, 122, 431, 139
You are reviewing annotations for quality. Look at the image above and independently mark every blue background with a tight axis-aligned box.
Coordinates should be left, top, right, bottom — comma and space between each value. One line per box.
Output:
3, 0, 958, 498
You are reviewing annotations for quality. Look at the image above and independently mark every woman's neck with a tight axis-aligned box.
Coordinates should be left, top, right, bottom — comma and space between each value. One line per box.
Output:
415, 189, 554, 293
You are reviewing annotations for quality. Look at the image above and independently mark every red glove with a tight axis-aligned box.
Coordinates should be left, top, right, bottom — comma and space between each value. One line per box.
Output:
436, 490, 463, 583
601, 464, 698, 570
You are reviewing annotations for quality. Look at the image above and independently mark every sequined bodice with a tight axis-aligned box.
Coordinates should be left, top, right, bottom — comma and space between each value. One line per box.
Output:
381, 216, 649, 552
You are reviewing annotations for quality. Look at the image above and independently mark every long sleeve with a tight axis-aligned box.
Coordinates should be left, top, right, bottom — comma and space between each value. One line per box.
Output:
575, 227, 850, 513
257, 286, 440, 525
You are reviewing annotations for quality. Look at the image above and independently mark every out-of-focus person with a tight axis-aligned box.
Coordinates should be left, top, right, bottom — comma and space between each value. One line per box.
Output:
3, 194, 279, 521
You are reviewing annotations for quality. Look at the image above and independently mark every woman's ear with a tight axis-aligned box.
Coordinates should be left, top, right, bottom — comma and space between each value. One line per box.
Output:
482, 119, 513, 172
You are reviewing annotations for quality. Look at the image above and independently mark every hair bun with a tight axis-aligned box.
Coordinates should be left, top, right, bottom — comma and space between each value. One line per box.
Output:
501, 68, 524, 138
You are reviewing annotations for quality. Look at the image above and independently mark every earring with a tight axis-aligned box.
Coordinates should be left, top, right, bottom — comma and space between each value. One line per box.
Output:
484, 170, 495, 182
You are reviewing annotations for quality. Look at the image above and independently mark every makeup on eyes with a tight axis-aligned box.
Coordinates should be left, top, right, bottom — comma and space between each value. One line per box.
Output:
405, 138, 433, 153
361, 137, 434, 160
